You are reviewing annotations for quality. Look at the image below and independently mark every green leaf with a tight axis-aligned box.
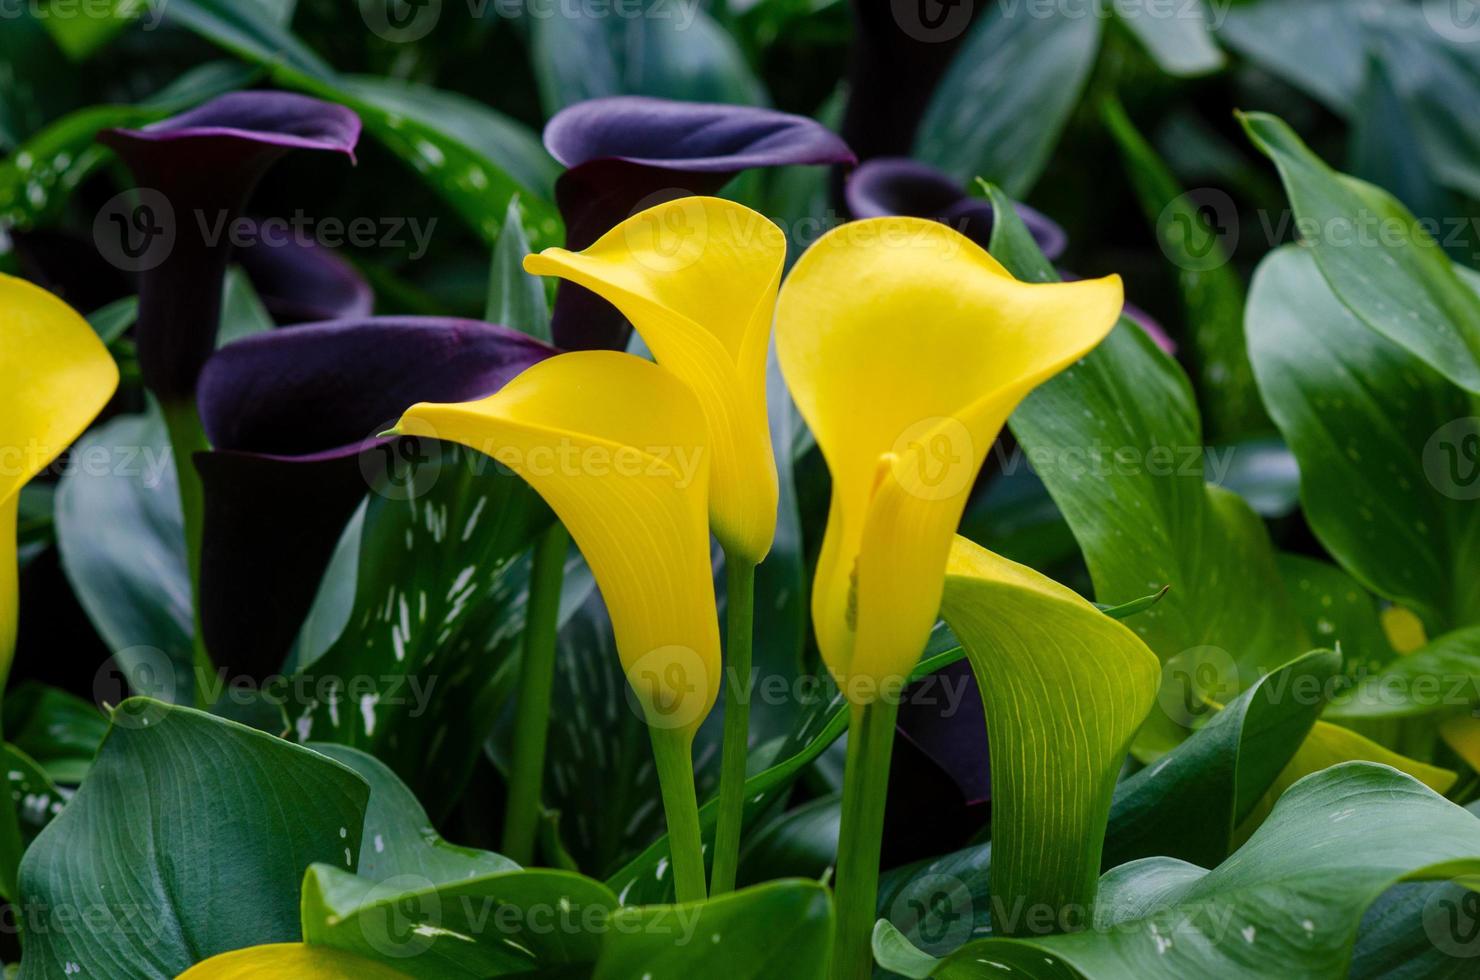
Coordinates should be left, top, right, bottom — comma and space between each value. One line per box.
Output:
308, 743, 516, 884
55, 406, 195, 705
294, 444, 551, 816
916, 5, 1101, 196
163, 0, 561, 247
1246, 244, 1480, 629
18, 699, 369, 978
37, 0, 145, 60
4, 683, 109, 784
529, 0, 765, 114
1325, 626, 1480, 723
483, 197, 550, 342
1101, 96, 1266, 440
909, 763, 1480, 978
1104, 649, 1339, 870
986, 184, 1305, 755
592, 880, 832, 978
4, 742, 63, 847
1113, 0, 1224, 77
1276, 556, 1395, 679
939, 541, 1159, 934
300, 863, 616, 977
735, 793, 840, 886
86, 295, 138, 347
1242, 112, 1480, 394
1216, 0, 1364, 114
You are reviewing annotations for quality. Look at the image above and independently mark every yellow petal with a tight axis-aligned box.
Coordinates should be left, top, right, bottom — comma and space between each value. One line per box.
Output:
395, 351, 720, 733
775, 217, 1122, 697
1380, 604, 1428, 654
524, 197, 783, 564
176, 943, 413, 978
1, 273, 118, 679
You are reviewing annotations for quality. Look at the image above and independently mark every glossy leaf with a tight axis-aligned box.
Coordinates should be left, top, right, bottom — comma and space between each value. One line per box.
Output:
18, 699, 369, 978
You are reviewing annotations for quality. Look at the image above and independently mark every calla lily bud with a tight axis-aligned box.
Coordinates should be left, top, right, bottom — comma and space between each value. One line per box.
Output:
1, 274, 119, 680
97, 91, 361, 400
393, 351, 720, 734
775, 218, 1122, 701
525, 197, 782, 564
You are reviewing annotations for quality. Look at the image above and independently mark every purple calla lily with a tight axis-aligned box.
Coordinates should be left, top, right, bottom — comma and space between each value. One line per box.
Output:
97, 91, 361, 400
847, 157, 1176, 353
233, 220, 373, 325
194, 317, 556, 678
543, 96, 855, 350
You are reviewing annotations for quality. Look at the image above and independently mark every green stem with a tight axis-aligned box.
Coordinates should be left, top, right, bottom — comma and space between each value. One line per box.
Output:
501, 523, 568, 865
709, 556, 755, 895
649, 726, 708, 904
0, 494, 24, 919
159, 398, 212, 708
831, 697, 901, 980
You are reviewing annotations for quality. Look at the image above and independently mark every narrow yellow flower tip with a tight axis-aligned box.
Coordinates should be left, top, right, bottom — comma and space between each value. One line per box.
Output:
0, 273, 120, 507
177, 942, 413, 978
523, 196, 784, 565
775, 217, 1122, 700
395, 350, 721, 734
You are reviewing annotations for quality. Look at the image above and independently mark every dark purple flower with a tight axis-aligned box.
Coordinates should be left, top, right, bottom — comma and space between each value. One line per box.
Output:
543, 96, 855, 350
846, 157, 1067, 260
195, 317, 555, 678
233, 220, 373, 325
97, 91, 361, 401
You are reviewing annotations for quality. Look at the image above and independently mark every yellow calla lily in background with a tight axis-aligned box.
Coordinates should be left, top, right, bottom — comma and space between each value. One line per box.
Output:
1, 274, 119, 683
391, 350, 718, 902
524, 196, 782, 565
775, 217, 1123, 700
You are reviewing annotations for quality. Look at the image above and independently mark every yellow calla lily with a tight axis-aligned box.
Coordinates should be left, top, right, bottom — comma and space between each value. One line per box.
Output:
523, 196, 782, 565
176, 943, 412, 978
775, 217, 1122, 700
1, 274, 119, 680
393, 350, 720, 733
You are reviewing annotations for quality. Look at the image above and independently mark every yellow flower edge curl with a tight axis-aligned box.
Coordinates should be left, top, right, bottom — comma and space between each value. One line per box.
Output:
524, 196, 782, 565
1, 274, 119, 678
393, 350, 721, 735
775, 217, 1123, 700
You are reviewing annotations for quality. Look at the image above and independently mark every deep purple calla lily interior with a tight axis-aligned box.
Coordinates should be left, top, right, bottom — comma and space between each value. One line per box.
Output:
233, 221, 373, 325
194, 317, 555, 678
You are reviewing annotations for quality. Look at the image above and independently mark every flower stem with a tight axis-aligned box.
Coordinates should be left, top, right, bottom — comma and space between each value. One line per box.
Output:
831, 697, 900, 980
709, 555, 755, 895
648, 726, 708, 904
160, 397, 212, 708
501, 522, 568, 865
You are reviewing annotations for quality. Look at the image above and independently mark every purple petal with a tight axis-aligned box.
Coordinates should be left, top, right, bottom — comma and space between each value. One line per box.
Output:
195, 317, 556, 678
895, 659, 991, 806
845, 157, 1068, 260
97, 91, 361, 400
1121, 299, 1177, 355
232, 220, 373, 325
545, 97, 854, 351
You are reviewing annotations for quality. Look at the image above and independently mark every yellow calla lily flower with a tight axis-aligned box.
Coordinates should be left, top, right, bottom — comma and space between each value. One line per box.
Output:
1, 274, 119, 680
775, 217, 1122, 700
393, 350, 720, 733
523, 196, 782, 565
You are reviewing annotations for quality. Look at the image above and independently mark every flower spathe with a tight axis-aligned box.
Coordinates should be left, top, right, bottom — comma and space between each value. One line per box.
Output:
0, 274, 119, 678
524, 197, 781, 564
775, 217, 1123, 699
391, 351, 721, 734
